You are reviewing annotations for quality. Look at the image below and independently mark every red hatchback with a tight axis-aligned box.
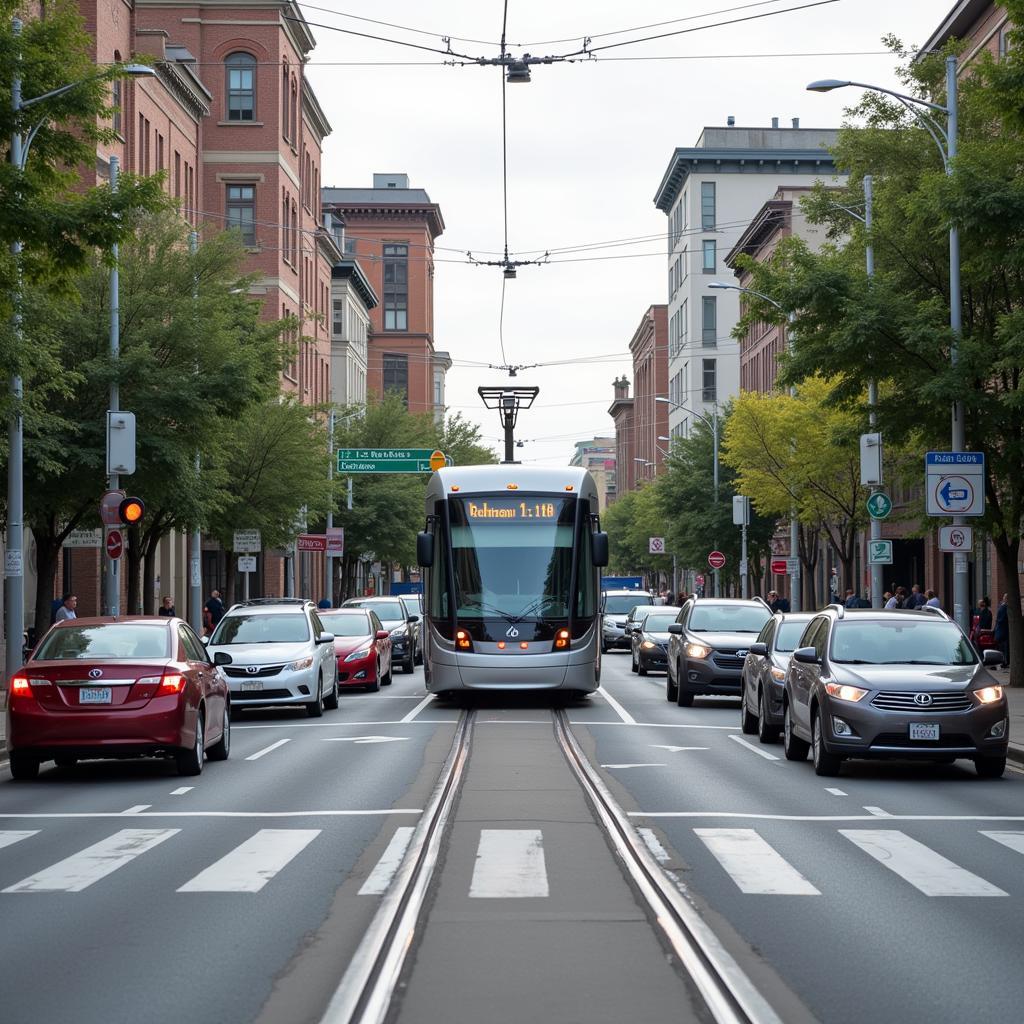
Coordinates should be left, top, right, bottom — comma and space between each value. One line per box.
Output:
6, 617, 230, 780
317, 609, 392, 692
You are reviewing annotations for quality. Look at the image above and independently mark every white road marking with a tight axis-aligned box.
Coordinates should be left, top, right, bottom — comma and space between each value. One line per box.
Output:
570, 721, 739, 731
650, 744, 709, 752
178, 829, 321, 893
322, 736, 409, 745
638, 828, 671, 864
597, 689, 636, 725
696, 828, 820, 895
981, 831, 1024, 857
0, 831, 38, 850
0, 809, 422, 820
170, 787, 193, 796
630, 813, 1024, 822
840, 830, 1006, 896
863, 806, 892, 817
728, 734, 780, 761
358, 827, 415, 895
234, 720, 448, 730
601, 763, 667, 769
399, 695, 435, 723
122, 805, 151, 814
3, 829, 180, 892
826, 788, 847, 797
470, 829, 549, 898
246, 738, 291, 761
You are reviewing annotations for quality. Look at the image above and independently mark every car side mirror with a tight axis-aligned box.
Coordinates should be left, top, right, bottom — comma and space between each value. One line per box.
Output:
793, 646, 819, 664
213, 651, 232, 666
982, 648, 1004, 666
592, 532, 609, 567
375, 630, 389, 640
417, 531, 434, 567
317, 632, 335, 644
667, 624, 683, 635
408, 615, 419, 623
749, 642, 768, 657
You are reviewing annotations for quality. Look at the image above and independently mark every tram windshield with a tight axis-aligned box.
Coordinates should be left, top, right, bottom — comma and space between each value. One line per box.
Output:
448, 496, 577, 619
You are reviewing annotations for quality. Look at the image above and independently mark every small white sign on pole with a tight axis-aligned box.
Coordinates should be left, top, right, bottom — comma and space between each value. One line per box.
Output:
938, 526, 973, 552
238, 556, 257, 573
64, 529, 103, 548
860, 432, 883, 486
233, 530, 261, 553
649, 537, 665, 554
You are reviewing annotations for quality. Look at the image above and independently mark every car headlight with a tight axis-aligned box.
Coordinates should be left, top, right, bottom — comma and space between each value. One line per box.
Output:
345, 646, 372, 663
824, 682, 868, 702
975, 685, 1004, 704
686, 642, 712, 659
770, 667, 786, 681
390, 628, 405, 639
641, 640, 656, 650
288, 656, 314, 671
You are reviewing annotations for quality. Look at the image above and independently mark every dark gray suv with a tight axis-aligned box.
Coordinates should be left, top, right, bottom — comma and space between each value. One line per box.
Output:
782, 605, 1009, 777
666, 597, 773, 707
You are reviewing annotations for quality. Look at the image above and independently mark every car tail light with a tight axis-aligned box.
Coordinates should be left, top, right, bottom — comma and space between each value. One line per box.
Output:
9, 676, 33, 701
455, 629, 473, 651
552, 628, 570, 651
156, 673, 186, 696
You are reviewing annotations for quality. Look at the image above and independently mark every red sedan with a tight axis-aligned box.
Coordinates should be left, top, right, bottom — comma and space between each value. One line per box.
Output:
5, 616, 229, 780
318, 609, 392, 692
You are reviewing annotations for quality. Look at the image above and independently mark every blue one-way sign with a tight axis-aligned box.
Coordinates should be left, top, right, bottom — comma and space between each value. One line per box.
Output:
925, 452, 984, 517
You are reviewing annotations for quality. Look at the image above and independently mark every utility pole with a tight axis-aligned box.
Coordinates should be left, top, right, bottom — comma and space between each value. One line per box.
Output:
863, 175, 884, 609
325, 409, 335, 604
478, 386, 539, 463
188, 231, 203, 632
104, 155, 121, 616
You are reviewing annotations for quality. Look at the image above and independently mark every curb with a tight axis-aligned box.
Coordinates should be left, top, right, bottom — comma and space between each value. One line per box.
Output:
1008, 744, 1024, 769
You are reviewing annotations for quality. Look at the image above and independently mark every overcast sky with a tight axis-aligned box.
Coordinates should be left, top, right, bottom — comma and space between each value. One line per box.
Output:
307, 0, 948, 464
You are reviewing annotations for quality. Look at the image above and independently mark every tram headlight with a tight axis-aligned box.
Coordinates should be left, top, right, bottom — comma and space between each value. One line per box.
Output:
552, 628, 570, 651
455, 628, 473, 651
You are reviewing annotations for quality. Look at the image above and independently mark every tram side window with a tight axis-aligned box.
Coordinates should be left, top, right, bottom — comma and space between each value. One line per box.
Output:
575, 502, 596, 619
427, 509, 449, 620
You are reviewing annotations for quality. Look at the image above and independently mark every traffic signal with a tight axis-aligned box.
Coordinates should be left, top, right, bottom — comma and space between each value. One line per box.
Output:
118, 496, 145, 525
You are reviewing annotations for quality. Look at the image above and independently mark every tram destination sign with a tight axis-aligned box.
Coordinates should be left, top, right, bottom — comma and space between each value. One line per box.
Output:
337, 448, 448, 474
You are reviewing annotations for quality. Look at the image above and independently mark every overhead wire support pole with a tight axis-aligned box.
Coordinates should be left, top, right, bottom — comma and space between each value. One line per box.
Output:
189, 231, 203, 632
104, 155, 121, 617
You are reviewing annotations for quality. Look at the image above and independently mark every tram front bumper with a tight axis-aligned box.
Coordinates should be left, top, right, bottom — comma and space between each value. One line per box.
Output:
429, 646, 596, 692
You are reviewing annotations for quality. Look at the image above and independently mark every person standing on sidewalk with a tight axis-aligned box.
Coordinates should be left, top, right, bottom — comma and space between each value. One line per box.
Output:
55, 594, 77, 621
994, 594, 1010, 665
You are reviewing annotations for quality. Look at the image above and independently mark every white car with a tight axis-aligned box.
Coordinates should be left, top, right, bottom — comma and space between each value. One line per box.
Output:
206, 599, 338, 716
601, 589, 655, 653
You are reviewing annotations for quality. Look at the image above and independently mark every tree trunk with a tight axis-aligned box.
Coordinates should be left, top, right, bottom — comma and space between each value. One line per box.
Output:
800, 525, 820, 610
125, 524, 143, 614
991, 534, 1023, 687
142, 541, 158, 615
225, 553, 236, 606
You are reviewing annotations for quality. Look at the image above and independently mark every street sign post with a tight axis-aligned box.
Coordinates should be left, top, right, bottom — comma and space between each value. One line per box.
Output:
866, 492, 892, 519
708, 550, 726, 570
106, 529, 123, 560
770, 558, 788, 575
233, 530, 261, 553
336, 448, 449, 474
649, 537, 665, 554
238, 556, 257, 573
925, 452, 985, 517
297, 534, 327, 552
860, 432, 883, 486
939, 526, 973, 552
868, 540, 893, 565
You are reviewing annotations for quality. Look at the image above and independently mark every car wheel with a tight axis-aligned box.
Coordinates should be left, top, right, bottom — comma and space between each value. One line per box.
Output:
601, 640, 609, 654
638, 656, 648, 677
666, 663, 678, 703
54, 756, 78, 770
306, 676, 325, 718
783, 704, 809, 761
324, 672, 339, 711
403, 651, 415, 674
176, 712, 205, 776
631, 650, 638, 673
382, 661, 393, 686
974, 755, 1006, 779
366, 664, 381, 693
415, 645, 423, 666
812, 713, 842, 776
740, 684, 758, 734
9, 753, 39, 781
757, 689, 781, 744
208, 704, 231, 761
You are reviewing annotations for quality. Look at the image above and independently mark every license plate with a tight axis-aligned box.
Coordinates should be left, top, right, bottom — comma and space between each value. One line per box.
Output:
79, 687, 112, 704
909, 723, 940, 741
241, 681, 263, 692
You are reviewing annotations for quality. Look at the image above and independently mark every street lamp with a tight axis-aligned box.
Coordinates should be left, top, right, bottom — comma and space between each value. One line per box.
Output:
808, 56, 967, 626
708, 281, 802, 611
5, 17, 155, 673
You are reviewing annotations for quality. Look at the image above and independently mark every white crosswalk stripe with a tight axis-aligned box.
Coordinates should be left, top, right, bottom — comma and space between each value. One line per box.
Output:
3, 829, 180, 893
695, 828, 820, 895
0, 831, 38, 851
178, 829, 321, 892
840, 830, 1007, 897
359, 827, 415, 895
981, 830, 1024, 857
470, 829, 549, 898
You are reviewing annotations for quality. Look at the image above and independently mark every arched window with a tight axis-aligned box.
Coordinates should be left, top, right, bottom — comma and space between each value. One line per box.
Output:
112, 50, 123, 135
282, 61, 290, 139
225, 52, 256, 121
290, 75, 298, 143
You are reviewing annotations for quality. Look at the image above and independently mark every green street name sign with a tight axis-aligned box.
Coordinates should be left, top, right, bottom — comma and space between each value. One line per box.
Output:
866, 492, 893, 520
337, 448, 446, 474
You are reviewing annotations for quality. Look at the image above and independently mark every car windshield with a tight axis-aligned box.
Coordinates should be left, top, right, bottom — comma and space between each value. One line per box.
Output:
831, 620, 978, 665
34, 624, 170, 661
211, 613, 309, 645
689, 605, 771, 633
643, 613, 678, 632
776, 620, 811, 653
347, 600, 404, 625
402, 596, 422, 615
604, 594, 650, 614
318, 612, 371, 637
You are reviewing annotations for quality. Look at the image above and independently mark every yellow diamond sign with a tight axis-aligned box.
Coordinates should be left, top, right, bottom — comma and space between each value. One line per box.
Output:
429, 450, 447, 472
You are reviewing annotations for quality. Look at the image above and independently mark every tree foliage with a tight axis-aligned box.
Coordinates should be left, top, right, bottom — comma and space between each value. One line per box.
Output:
602, 483, 672, 580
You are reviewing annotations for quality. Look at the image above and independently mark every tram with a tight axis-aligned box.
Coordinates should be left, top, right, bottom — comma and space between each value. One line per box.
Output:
416, 465, 609, 696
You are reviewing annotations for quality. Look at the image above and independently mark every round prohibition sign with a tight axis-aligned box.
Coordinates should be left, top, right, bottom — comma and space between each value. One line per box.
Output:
933, 474, 975, 513
708, 550, 726, 570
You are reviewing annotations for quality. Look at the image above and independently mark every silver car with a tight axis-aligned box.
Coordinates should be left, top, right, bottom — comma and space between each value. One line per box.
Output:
206, 599, 338, 717
601, 590, 655, 653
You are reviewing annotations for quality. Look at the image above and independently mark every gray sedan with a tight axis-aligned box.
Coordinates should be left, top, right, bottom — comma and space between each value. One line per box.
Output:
740, 613, 813, 742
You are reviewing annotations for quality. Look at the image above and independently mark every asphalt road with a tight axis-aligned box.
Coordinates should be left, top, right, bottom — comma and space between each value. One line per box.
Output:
2, 653, 1022, 1024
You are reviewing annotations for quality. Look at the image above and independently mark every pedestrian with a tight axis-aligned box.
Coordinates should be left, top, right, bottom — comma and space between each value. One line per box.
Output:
203, 589, 225, 634
55, 594, 77, 621
317, 598, 331, 610
894, 585, 908, 608
907, 584, 926, 609
994, 594, 1010, 665
843, 588, 858, 609
884, 590, 897, 609
767, 590, 790, 613
158, 596, 176, 617
925, 589, 941, 608
976, 597, 993, 632
858, 592, 871, 608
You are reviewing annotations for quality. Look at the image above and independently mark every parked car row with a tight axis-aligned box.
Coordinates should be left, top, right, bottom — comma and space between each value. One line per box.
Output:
4, 595, 421, 781
622, 597, 1010, 779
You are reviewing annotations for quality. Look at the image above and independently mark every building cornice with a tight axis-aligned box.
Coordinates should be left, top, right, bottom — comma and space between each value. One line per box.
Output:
608, 397, 634, 419
724, 200, 791, 270
152, 59, 211, 121
321, 202, 445, 240
332, 258, 379, 310
302, 85, 332, 140
316, 226, 343, 264
916, 0, 996, 58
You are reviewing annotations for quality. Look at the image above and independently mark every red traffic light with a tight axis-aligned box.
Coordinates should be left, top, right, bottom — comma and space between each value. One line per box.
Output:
118, 497, 145, 525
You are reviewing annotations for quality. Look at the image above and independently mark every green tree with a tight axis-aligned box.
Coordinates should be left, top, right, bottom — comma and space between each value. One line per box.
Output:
602, 483, 672, 582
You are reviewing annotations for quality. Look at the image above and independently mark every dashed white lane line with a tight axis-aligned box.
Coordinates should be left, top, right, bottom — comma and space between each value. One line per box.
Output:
840, 830, 1006, 897
178, 829, 321, 893
122, 805, 151, 815
0, 831, 38, 850
399, 694, 436, 723
638, 828, 671, 864
246, 738, 292, 761
696, 828, 821, 895
826, 788, 848, 797
651, 744, 709, 752
3, 828, 180, 893
170, 787, 193, 796
571, 721, 739, 731
864, 806, 892, 817
597, 688, 637, 725
358, 827, 416, 895
728, 734, 780, 761
323, 736, 409, 745
470, 829, 549, 898
601, 763, 667, 769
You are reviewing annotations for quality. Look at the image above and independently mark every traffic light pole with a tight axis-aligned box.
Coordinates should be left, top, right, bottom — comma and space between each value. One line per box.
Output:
104, 156, 121, 617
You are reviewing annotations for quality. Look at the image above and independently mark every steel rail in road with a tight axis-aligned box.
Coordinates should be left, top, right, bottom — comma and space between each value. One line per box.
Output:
319, 709, 474, 1024
553, 708, 785, 1024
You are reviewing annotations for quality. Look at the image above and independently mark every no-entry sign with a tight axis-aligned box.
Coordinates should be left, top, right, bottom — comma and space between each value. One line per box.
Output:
106, 529, 123, 560
770, 558, 788, 575
708, 550, 726, 570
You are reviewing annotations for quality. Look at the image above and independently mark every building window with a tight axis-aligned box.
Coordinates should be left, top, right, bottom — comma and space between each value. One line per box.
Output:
701, 181, 716, 230
382, 353, 409, 406
702, 239, 716, 273
433, 372, 443, 408
111, 78, 122, 135
999, 25, 1013, 59
681, 298, 688, 347
282, 61, 290, 139
383, 243, 408, 331
225, 52, 256, 121
702, 358, 717, 403
226, 184, 256, 245
702, 295, 717, 346
333, 299, 345, 338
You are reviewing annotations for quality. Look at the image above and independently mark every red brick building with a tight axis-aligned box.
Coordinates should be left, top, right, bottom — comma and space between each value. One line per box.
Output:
608, 377, 636, 499
629, 305, 669, 483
